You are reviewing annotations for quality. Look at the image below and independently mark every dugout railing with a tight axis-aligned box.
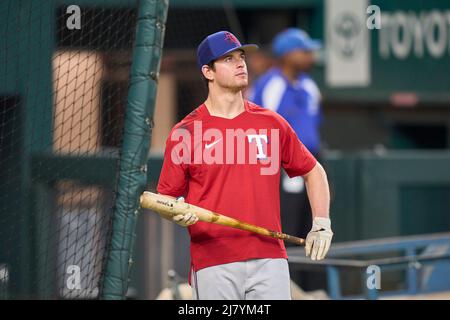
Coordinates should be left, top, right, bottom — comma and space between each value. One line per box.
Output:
287, 232, 450, 299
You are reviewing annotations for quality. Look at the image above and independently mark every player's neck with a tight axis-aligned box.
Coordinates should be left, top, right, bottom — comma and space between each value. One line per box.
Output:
205, 88, 245, 119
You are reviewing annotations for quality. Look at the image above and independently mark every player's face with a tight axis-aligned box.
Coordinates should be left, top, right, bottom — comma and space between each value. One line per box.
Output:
284, 50, 315, 72
211, 50, 248, 91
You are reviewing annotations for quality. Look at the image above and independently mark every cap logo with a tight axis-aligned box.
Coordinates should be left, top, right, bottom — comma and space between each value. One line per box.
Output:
224, 32, 240, 46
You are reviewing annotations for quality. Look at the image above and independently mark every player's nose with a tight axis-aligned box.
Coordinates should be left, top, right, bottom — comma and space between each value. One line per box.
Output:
236, 60, 245, 69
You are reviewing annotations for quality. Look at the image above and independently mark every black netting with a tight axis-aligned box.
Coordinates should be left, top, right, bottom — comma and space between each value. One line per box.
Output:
0, 1, 138, 299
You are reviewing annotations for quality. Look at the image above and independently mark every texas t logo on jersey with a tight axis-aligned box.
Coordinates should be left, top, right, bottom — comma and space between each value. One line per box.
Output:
247, 135, 268, 159
170, 121, 279, 175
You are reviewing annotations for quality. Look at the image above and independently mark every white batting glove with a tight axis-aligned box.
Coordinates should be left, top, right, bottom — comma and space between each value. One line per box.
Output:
305, 217, 333, 261
172, 197, 198, 227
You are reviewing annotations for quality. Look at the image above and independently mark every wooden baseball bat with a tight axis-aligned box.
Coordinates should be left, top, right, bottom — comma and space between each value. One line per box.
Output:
140, 191, 305, 246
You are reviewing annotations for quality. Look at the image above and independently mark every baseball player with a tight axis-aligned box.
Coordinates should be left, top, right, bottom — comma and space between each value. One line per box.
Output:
156, 31, 333, 300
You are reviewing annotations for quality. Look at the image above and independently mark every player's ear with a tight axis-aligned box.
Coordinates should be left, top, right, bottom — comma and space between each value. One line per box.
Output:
202, 65, 214, 81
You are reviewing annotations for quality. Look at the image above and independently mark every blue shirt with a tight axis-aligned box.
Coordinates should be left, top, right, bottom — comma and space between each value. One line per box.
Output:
249, 67, 322, 155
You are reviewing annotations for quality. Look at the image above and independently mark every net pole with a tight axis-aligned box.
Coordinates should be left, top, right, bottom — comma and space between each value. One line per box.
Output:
100, 0, 169, 300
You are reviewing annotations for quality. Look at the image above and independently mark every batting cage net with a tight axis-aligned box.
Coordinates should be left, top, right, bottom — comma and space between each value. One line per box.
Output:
0, 1, 142, 299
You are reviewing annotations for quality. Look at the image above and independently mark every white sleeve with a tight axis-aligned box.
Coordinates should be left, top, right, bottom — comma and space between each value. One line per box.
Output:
262, 76, 286, 112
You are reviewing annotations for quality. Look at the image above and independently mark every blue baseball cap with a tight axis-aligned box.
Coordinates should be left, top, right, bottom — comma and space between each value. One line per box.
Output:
272, 28, 322, 57
197, 31, 259, 70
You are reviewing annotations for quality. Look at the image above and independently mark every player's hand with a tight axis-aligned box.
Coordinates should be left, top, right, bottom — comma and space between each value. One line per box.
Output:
172, 197, 198, 227
305, 217, 333, 260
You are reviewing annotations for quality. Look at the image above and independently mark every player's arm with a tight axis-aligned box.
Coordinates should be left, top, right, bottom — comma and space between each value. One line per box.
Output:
302, 162, 333, 260
302, 162, 330, 219
278, 115, 333, 260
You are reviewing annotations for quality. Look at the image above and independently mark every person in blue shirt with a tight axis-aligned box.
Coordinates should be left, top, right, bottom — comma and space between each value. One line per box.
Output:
250, 28, 322, 156
249, 27, 325, 290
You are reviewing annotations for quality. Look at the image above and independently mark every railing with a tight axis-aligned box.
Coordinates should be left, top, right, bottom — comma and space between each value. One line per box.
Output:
287, 232, 450, 299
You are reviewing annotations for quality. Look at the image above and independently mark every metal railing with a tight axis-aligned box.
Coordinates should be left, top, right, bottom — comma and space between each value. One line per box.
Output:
287, 232, 450, 299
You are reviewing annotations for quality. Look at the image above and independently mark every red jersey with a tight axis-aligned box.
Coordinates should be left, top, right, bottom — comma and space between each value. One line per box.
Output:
157, 100, 316, 272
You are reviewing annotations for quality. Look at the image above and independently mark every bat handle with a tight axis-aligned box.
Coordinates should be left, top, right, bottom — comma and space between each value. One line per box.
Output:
279, 233, 305, 246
